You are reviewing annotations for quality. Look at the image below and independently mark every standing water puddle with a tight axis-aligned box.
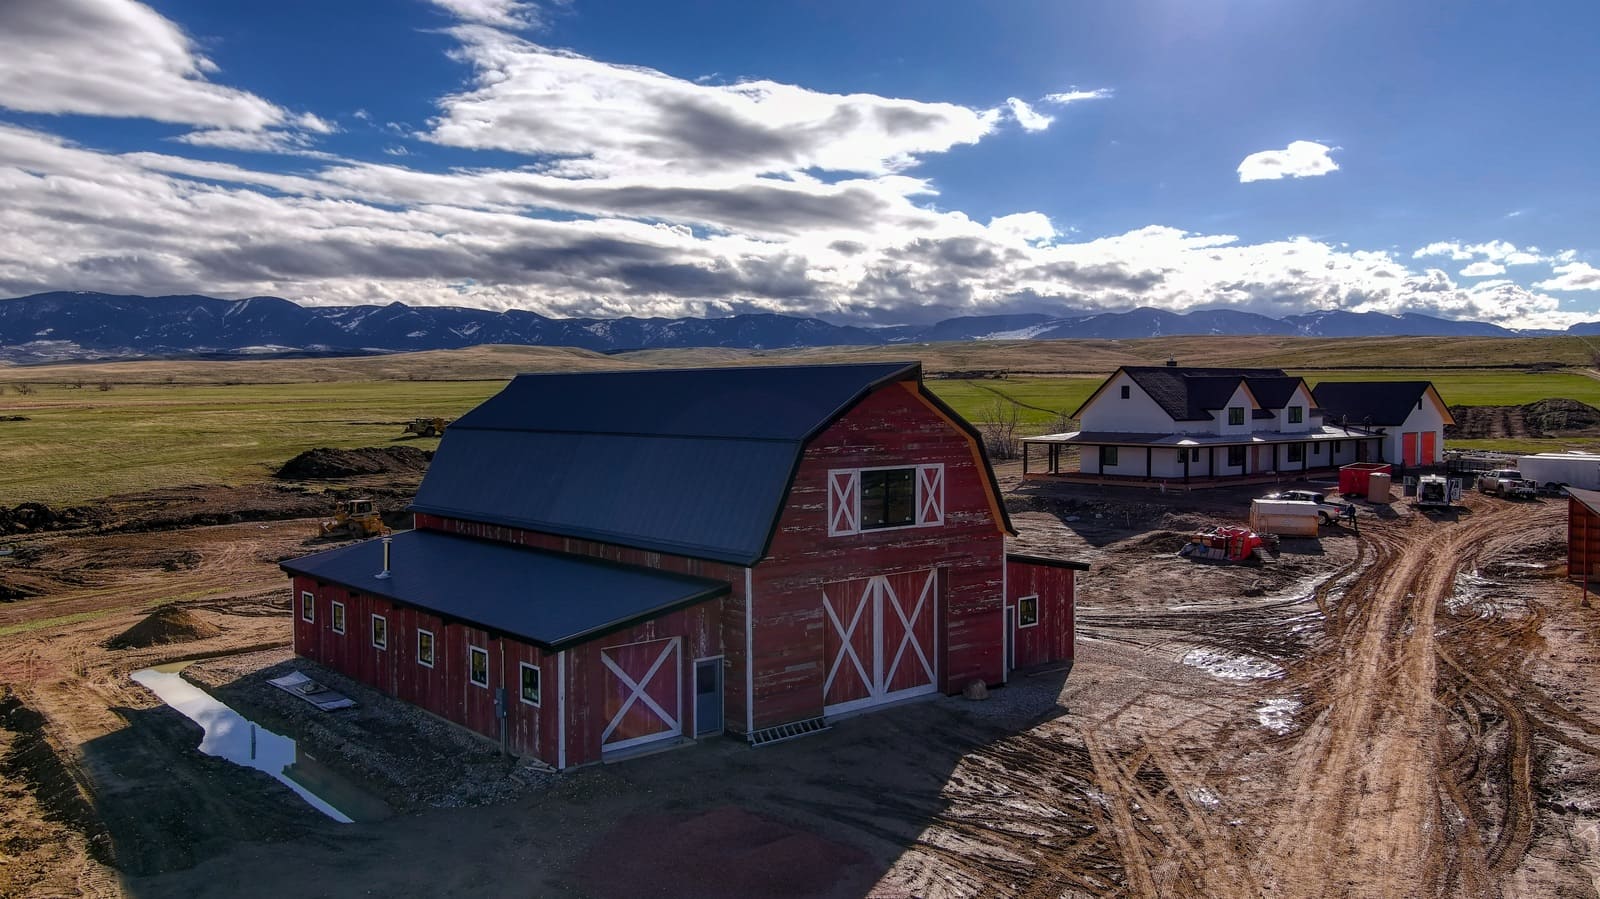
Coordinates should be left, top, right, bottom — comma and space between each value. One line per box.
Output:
132, 662, 388, 823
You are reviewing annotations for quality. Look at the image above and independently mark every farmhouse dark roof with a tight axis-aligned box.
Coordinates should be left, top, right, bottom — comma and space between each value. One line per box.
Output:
411, 361, 1010, 564
280, 531, 729, 651
1095, 366, 1290, 421
1311, 381, 1435, 427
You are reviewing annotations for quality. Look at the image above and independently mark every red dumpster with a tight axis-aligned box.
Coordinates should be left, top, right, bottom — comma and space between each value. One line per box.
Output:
1339, 462, 1392, 497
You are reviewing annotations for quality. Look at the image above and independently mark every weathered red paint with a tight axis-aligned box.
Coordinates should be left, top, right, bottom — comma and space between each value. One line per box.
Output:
1570, 496, 1600, 595
1004, 558, 1077, 671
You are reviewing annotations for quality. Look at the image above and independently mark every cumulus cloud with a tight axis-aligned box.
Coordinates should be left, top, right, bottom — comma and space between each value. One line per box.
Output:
1414, 240, 1561, 267
1536, 262, 1600, 292
1237, 140, 1340, 183
427, 0, 546, 29
1460, 261, 1505, 278
0, 0, 296, 131
423, 29, 1007, 178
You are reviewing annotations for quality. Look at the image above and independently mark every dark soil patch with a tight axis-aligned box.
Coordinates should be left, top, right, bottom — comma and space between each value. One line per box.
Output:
574, 805, 878, 899
275, 446, 433, 480
1448, 398, 1600, 440
0, 690, 115, 866
0, 502, 100, 536
105, 607, 223, 650
0, 415, 29, 422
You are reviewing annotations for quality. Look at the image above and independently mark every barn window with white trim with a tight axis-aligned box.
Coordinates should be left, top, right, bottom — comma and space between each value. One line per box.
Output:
1017, 595, 1040, 628
300, 590, 314, 623
468, 645, 489, 687
519, 662, 540, 706
331, 601, 345, 635
371, 614, 387, 650
860, 468, 916, 530
416, 629, 434, 668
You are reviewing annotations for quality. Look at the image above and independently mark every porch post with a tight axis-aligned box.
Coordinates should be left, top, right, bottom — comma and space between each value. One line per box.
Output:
1022, 441, 1029, 476
1183, 449, 1190, 484
1209, 445, 1215, 480
1146, 446, 1153, 479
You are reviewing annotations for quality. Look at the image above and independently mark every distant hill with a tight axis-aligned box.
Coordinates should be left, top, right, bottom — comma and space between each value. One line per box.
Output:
0, 290, 1573, 363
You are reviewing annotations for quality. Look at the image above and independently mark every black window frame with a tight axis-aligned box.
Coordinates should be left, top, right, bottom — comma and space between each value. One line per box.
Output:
1227, 445, 1246, 468
1286, 444, 1304, 463
1288, 406, 1303, 424
1119, 384, 1130, 399
1228, 406, 1245, 426
859, 467, 916, 531
1100, 445, 1119, 467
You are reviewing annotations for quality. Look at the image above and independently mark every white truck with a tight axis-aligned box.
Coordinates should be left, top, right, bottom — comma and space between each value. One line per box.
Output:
1516, 452, 1600, 493
1416, 474, 1462, 509
1476, 468, 1538, 498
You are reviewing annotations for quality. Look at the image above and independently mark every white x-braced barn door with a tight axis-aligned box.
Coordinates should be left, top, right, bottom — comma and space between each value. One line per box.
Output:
822, 569, 938, 715
599, 636, 682, 753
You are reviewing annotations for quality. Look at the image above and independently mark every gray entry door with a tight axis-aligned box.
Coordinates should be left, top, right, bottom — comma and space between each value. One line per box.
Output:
694, 658, 723, 736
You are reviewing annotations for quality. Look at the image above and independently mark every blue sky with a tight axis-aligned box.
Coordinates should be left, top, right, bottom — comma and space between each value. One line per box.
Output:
0, 0, 1595, 328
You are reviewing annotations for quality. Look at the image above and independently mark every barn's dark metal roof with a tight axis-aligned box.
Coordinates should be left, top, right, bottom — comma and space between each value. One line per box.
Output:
412, 361, 1011, 565
1311, 381, 1447, 427
1568, 487, 1600, 519
280, 530, 729, 651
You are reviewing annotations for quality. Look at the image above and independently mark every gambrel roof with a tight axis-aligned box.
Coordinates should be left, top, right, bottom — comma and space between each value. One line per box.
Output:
411, 361, 1011, 565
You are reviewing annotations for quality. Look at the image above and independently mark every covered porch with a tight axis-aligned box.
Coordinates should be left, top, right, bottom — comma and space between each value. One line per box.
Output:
1021, 427, 1384, 488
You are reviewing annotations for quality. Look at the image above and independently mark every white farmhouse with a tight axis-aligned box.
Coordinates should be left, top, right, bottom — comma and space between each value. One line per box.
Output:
1022, 363, 1386, 485
1309, 381, 1454, 467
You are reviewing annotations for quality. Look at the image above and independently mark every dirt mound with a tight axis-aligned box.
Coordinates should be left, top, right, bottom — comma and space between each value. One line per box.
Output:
275, 446, 433, 480
106, 607, 222, 650
0, 502, 97, 536
1447, 398, 1600, 440
0, 415, 28, 422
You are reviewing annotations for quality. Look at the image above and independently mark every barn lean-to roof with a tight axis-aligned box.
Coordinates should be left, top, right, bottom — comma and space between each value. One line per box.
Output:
409, 361, 1012, 566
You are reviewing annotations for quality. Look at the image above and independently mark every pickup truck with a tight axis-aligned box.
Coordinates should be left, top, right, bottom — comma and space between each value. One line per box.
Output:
1476, 468, 1537, 498
1262, 489, 1356, 525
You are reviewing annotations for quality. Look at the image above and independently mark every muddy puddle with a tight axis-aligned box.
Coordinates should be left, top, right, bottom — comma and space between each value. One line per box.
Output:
131, 662, 389, 823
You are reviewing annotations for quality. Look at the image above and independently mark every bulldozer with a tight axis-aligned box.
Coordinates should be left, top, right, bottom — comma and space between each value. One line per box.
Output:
317, 498, 390, 539
403, 417, 451, 438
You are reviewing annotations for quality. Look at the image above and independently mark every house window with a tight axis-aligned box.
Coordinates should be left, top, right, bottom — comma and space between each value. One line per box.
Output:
519, 662, 541, 707
1120, 385, 1130, 399
468, 645, 489, 687
860, 467, 916, 530
1288, 406, 1303, 424
1100, 445, 1119, 467
371, 614, 387, 650
1227, 445, 1246, 468
300, 590, 314, 623
1017, 595, 1039, 629
1228, 407, 1245, 426
1190, 448, 1200, 462
417, 629, 435, 668
331, 601, 345, 635
1313, 442, 1322, 455
1287, 444, 1304, 463
1333, 440, 1343, 452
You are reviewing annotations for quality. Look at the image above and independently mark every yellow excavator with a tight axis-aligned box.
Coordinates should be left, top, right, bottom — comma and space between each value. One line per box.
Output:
403, 417, 451, 438
317, 498, 390, 539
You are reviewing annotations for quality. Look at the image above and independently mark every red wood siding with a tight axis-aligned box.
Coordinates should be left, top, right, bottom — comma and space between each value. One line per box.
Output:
1571, 497, 1600, 593
751, 381, 1006, 730
1005, 560, 1076, 670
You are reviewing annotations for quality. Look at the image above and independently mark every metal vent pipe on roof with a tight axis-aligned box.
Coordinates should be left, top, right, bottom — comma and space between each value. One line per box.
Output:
376, 536, 392, 579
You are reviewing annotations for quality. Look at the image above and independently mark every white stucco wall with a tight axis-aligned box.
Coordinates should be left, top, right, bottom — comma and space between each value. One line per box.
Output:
1211, 384, 1257, 437
1079, 372, 1176, 432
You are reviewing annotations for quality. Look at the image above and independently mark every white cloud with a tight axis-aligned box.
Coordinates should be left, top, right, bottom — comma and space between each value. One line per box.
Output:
1042, 88, 1112, 105
1005, 98, 1053, 132
1460, 261, 1505, 278
427, 0, 545, 29
423, 29, 1006, 178
1237, 140, 1339, 183
0, 0, 293, 130
1536, 262, 1600, 292
1414, 240, 1558, 267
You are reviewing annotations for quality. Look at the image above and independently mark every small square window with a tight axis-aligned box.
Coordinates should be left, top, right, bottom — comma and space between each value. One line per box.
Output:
1100, 445, 1119, 467
1017, 596, 1039, 629
468, 645, 489, 687
331, 601, 346, 635
371, 614, 387, 650
417, 629, 435, 668
1287, 444, 1304, 463
1120, 384, 1130, 399
519, 662, 541, 707
1288, 406, 1303, 424
1228, 407, 1245, 426
1227, 445, 1246, 468
859, 468, 916, 530
300, 590, 314, 623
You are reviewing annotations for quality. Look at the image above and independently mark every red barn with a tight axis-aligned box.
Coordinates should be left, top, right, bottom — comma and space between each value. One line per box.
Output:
282, 362, 1087, 769
1568, 487, 1600, 598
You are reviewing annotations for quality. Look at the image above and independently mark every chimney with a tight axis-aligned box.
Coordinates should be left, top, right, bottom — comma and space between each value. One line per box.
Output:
1165, 356, 1177, 367
376, 535, 392, 579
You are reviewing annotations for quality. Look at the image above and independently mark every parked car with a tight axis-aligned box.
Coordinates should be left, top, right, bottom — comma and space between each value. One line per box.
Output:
1476, 468, 1538, 498
1261, 490, 1355, 525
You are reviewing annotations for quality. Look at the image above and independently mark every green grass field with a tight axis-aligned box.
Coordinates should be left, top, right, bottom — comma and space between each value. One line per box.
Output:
1293, 369, 1600, 408
0, 380, 504, 504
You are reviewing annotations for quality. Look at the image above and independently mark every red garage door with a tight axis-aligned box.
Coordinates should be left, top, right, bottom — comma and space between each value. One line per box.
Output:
1402, 432, 1419, 466
599, 637, 681, 753
822, 570, 938, 715
1421, 432, 1437, 464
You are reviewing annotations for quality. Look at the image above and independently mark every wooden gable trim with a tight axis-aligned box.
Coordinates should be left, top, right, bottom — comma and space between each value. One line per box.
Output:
1424, 384, 1456, 426
899, 380, 1015, 537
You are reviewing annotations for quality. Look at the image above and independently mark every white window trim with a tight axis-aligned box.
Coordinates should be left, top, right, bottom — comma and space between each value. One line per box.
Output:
829, 463, 945, 536
1017, 595, 1040, 629
416, 628, 435, 668
331, 600, 346, 635
468, 644, 490, 688
300, 590, 314, 623
371, 614, 387, 650
518, 661, 541, 707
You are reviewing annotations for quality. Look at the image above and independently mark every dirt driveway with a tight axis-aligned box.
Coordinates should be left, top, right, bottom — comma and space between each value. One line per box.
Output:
4, 480, 1600, 898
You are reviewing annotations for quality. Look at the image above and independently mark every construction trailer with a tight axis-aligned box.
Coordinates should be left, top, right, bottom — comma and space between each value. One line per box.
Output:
1249, 499, 1320, 537
1518, 453, 1600, 492
283, 363, 1089, 769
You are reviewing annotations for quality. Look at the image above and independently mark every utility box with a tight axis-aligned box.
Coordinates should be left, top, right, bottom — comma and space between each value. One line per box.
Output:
1249, 499, 1320, 537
